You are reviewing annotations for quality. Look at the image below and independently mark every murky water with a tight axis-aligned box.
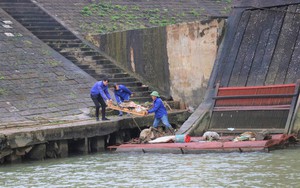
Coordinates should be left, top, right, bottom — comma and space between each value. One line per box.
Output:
0, 148, 299, 188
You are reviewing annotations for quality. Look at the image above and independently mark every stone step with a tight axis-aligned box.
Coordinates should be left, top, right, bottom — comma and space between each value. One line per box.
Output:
26, 26, 66, 32
59, 47, 92, 52
109, 81, 142, 87
83, 69, 96, 75
64, 56, 78, 62
16, 20, 61, 25
68, 55, 107, 61
91, 55, 109, 61
61, 48, 99, 56
97, 68, 122, 74
0, 0, 32, 3
78, 47, 93, 52
2, 12, 47, 16
130, 97, 152, 103
0, 4, 37, 9
95, 59, 113, 65
76, 64, 90, 69
36, 35, 78, 40
10, 14, 50, 19
127, 86, 149, 92
95, 64, 117, 69
131, 91, 151, 97
113, 73, 131, 78
1, 7, 42, 12
74, 51, 99, 56
43, 39, 82, 43
12, 17, 56, 22
46, 42, 84, 48
91, 73, 140, 82
31, 31, 73, 37
3, 10, 46, 15
60, 54, 109, 62
21, 22, 62, 27
109, 77, 137, 83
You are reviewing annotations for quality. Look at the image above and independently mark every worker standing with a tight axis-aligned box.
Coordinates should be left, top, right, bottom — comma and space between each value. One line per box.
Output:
113, 83, 133, 116
90, 78, 112, 121
145, 91, 175, 134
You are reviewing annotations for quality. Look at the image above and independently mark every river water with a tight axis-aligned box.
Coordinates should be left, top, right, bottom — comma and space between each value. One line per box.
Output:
0, 148, 299, 188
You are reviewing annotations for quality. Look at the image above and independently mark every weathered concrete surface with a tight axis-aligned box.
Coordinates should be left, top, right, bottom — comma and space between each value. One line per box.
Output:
88, 19, 225, 108
0, 9, 95, 125
0, 110, 190, 163
167, 20, 225, 107
1, 110, 188, 149
34, 0, 231, 35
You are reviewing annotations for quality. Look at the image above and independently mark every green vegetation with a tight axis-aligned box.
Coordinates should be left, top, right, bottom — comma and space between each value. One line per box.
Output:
69, 92, 77, 99
0, 88, 7, 96
48, 120, 67, 125
23, 40, 32, 46
189, 9, 200, 17
79, 1, 219, 34
221, 6, 231, 14
81, 6, 92, 16
40, 48, 51, 56
48, 103, 58, 108
46, 60, 61, 67
15, 33, 23, 37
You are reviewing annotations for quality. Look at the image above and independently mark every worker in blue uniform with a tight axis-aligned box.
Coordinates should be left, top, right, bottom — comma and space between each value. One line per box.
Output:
90, 78, 112, 121
113, 83, 133, 116
145, 91, 175, 134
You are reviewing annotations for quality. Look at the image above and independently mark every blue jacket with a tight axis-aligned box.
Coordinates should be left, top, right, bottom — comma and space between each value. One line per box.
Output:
114, 85, 132, 104
148, 97, 167, 118
90, 81, 111, 101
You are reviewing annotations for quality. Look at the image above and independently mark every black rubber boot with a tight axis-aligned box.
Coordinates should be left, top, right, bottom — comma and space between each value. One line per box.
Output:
167, 127, 175, 135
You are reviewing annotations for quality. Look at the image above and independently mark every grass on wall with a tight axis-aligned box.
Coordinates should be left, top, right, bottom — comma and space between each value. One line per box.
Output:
79, 0, 232, 34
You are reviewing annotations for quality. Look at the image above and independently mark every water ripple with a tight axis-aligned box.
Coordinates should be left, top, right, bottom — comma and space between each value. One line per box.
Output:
0, 149, 300, 187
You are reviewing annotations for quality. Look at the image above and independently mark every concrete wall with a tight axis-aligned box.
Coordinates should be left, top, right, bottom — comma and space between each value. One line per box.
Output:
87, 19, 225, 108
167, 19, 224, 108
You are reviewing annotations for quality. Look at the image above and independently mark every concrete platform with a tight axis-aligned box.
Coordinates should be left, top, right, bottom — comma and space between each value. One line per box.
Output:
0, 110, 190, 164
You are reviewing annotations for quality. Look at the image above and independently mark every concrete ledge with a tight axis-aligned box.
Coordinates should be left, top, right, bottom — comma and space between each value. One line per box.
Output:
0, 110, 189, 149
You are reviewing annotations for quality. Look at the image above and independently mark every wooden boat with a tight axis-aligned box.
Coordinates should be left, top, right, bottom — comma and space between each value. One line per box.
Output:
108, 134, 298, 154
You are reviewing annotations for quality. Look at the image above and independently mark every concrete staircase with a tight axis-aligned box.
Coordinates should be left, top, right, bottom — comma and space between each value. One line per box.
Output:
0, 0, 151, 103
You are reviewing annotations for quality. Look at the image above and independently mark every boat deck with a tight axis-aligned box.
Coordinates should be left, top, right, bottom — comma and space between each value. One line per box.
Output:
108, 134, 298, 154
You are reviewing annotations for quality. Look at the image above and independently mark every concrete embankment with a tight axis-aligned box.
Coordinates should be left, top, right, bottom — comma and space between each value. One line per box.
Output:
0, 110, 190, 164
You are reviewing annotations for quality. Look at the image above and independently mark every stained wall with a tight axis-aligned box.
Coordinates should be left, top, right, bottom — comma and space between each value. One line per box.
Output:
88, 19, 225, 107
